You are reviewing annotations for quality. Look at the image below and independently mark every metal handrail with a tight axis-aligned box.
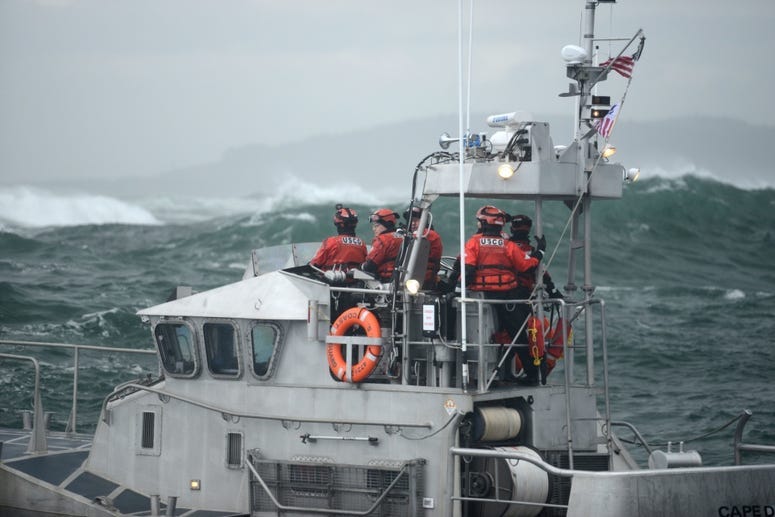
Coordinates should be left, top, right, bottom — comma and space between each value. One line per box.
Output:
0, 339, 156, 433
734, 410, 775, 465
449, 447, 571, 514
448, 295, 609, 470
245, 453, 417, 516
0, 353, 47, 453
100, 382, 433, 429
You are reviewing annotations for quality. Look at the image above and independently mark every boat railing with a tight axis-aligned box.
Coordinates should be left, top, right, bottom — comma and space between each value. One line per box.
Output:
448, 446, 574, 513
0, 353, 47, 453
734, 410, 775, 465
0, 339, 157, 434
100, 382, 434, 430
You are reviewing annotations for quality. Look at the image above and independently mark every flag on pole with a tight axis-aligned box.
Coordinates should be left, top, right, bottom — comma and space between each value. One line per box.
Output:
600, 55, 635, 78
595, 103, 619, 139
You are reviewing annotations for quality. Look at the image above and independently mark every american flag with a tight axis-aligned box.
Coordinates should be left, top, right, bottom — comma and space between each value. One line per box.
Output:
600, 55, 635, 78
595, 103, 619, 139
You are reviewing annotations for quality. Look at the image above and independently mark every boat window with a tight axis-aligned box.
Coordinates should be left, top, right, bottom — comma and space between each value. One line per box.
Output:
204, 322, 240, 377
155, 322, 198, 377
251, 323, 280, 377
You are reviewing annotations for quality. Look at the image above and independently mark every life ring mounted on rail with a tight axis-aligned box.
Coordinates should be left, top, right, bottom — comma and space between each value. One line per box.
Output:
327, 307, 382, 382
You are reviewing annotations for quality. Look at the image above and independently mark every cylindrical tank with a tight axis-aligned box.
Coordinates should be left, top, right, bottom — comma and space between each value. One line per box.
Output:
465, 446, 549, 517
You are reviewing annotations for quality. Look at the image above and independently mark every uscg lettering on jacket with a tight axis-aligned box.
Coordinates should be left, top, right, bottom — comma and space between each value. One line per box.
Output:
341, 237, 363, 245
479, 237, 504, 246
718, 505, 775, 517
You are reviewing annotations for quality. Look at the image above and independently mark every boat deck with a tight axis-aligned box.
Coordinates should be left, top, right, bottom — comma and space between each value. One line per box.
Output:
0, 428, 245, 517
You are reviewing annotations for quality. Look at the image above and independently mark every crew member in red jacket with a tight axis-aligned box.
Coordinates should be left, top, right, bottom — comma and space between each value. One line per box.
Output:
404, 206, 444, 289
310, 204, 367, 273
362, 208, 403, 283
449, 205, 545, 384
509, 214, 563, 299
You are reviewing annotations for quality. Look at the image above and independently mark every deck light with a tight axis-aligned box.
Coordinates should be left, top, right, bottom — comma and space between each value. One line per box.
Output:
405, 279, 421, 295
190, 479, 201, 491
602, 145, 616, 159
497, 163, 516, 179
625, 168, 640, 183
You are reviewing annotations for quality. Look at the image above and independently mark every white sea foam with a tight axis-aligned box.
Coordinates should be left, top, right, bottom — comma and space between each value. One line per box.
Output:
724, 289, 745, 301
641, 162, 774, 190
0, 186, 161, 228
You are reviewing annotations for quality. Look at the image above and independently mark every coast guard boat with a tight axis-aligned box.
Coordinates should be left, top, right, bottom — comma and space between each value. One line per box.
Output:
2, 1, 774, 515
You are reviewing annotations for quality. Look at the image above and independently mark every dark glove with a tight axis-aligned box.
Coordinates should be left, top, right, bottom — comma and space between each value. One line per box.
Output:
548, 288, 564, 299
441, 280, 458, 294
464, 264, 476, 286
530, 248, 544, 261
534, 234, 546, 253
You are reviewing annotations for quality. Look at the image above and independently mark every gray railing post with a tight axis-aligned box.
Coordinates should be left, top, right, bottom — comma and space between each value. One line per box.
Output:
0, 354, 47, 453
1, 339, 157, 436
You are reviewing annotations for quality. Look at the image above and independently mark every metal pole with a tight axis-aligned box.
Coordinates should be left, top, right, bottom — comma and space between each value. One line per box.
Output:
583, 196, 595, 385
457, 0, 469, 391
734, 410, 753, 465
70, 346, 79, 434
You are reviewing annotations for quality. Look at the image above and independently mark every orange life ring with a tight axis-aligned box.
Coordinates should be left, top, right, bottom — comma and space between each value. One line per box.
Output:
327, 307, 382, 382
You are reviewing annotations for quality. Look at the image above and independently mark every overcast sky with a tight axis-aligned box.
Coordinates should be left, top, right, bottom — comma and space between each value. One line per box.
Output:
1, 0, 773, 183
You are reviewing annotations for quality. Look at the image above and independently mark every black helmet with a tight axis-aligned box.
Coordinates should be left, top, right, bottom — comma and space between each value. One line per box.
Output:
333, 204, 358, 228
510, 214, 533, 233
403, 206, 422, 222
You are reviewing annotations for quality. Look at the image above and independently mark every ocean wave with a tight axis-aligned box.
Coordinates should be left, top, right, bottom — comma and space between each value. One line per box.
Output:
114, 176, 405, 225
641, 164, 774, 190
263, 176, 405, 207
0, 186, 161, 229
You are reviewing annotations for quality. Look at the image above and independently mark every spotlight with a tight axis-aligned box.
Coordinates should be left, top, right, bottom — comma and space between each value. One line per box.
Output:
602, 145, 616, 159
625, 168, 641, 183
405, 279, 420, 295
497, 163, 516, 179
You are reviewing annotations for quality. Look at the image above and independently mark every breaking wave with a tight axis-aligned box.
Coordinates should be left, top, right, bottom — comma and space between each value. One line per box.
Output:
0, 186, 160, 229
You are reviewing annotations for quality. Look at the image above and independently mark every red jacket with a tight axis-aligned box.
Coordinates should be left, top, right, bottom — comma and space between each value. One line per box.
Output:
421, 228, 443, 284
310, 234, 367, 270
464, 234, 538, 291
365, 230, 404, 281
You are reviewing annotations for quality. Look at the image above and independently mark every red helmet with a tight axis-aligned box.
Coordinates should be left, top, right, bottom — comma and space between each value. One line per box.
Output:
333, 204, 358, 227
369, 208, 399, 227
475, 205, 507, 226
510, 214, 532, 233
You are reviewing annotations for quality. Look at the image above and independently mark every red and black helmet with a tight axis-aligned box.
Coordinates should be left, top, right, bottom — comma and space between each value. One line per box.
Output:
333, 204, 358, 227
369, 208, 399, 227
510, 213, 533, 233
475, 205, 507, 227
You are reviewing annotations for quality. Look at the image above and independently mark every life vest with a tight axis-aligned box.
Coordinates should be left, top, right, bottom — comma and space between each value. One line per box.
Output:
326, 307, 382, 382
545, 317, 573, 374
366, 231, 403, 281
424, 229, 443, 284
310, 234, 367, 271
512, 239, 537, 289
465, 236, 518, 291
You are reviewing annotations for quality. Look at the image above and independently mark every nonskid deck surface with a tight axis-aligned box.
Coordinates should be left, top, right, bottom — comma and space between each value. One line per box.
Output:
0, 428, 244, 516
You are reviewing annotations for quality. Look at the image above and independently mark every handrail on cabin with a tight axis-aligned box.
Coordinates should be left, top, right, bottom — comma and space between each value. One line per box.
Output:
100, 382, 434, 430
0, 339, 156, 434
0, 353, 47, 453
